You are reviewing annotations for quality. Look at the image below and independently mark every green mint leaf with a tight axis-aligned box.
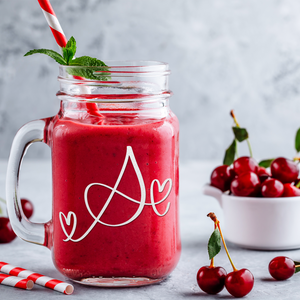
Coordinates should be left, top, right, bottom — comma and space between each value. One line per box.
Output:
62, 36, 77, 64
295, 128, 300, 153
68, 56, 110, 80
232, 127, 249, 142
24, 49, 67, 65
70, 56, 107, 67
223, 139, 237, 166
208, 228, 221, 260
294, 261, 300, 273
258, 159, 274, 168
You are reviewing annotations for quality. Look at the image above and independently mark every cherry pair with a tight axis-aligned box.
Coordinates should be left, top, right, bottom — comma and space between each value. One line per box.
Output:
197, 266, 253, 297
197, 213, 254, 297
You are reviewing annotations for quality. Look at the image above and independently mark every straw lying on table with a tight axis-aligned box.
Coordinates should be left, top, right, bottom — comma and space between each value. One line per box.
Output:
0, 262, 74, 295
0, 273, 34, 290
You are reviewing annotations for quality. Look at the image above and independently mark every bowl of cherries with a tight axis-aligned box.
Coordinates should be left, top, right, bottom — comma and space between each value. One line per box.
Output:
203, 111, 300, 250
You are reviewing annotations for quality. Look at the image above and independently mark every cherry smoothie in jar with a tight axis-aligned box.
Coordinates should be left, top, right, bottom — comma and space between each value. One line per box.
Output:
6, 61, 180, 287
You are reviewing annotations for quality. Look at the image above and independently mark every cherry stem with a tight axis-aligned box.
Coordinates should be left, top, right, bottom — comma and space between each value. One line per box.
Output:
208, 212, 238, 272
293, 157, 300, 164
230, 110, 253, 158
296, 181, 300, 189
295, 264, 300, 268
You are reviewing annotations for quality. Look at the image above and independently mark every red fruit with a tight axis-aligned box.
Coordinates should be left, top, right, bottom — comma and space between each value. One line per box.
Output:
225, 269, 254, 298
210, 165, 235, 192
231, 172, 260, 197
21, 198, 34, 219
233, 157, 258, 175
0, 217, 16, 243
259, 174, 270, 183
282, 183, 300, 197
197, 266, 227, 295
257, 166, 270, 177
261, 178, 284, 197
269, 256, 295, 280
271, 157, 299, 183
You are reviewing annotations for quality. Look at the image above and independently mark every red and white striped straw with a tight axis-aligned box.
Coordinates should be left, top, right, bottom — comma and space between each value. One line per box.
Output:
0, 262, 74, 295
37, 0, 67, 48
0, 274, 34, 290
36, 0, 102, 116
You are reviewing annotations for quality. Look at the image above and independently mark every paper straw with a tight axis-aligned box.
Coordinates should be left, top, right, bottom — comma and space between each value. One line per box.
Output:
36, 0, 102, 117
0, 273, 34, 290
37, 0, 67, 48
0, 262, 74, 295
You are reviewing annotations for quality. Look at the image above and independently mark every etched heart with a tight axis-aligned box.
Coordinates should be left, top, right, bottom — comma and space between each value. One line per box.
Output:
150, 179, 172, 216
59, 211, 77, 241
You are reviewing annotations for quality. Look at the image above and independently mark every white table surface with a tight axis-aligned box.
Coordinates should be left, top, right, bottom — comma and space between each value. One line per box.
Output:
0, 158, 300, 299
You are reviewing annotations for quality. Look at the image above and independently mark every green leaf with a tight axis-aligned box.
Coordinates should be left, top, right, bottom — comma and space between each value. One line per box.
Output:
208, 228, 221, 260
294, 261, 300, 273
24, 49, 67, 65
223, 139, 237, 166
0, 197, 5, 216
62, 36, 77, 64
295, 128, 300, 153
68, 56, 110, 80
69, 56, 107, 67
258, 159, 274, 168
232, 127, 249, 142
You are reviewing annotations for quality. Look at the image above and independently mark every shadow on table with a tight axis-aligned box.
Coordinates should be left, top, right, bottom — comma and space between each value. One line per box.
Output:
180, 291, 233, 299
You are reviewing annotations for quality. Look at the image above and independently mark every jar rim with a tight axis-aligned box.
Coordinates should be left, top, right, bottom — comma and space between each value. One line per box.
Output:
59, 60, 170, 77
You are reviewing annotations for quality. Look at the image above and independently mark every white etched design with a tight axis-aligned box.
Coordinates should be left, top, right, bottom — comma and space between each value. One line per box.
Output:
59, 146, 172, 242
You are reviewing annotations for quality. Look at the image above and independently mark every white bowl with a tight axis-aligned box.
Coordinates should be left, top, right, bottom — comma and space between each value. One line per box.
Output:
203, 184, 300, 250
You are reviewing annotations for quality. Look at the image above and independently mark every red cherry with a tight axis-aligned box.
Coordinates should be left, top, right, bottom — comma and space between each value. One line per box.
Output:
282, 183, 300, 197
210, 165, 235, 192
233, 157, 258, 175
0, 217, 16, 243
21, 198, 34, 219
259, 174, 270, 183
261, 178, 284, 197
257, 166, 270, 177
270, 157, 299, 183
269, 256, 295, 280
197, 266, 227, 294
231, 172, 260, 197
225, 269, 254, 298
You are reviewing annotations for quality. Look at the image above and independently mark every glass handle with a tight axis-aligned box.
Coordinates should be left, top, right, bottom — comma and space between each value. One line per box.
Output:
6, 119, 50, 247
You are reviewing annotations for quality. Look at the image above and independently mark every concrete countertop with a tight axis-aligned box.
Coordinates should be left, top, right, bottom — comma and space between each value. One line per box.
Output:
0, 159, 299, 299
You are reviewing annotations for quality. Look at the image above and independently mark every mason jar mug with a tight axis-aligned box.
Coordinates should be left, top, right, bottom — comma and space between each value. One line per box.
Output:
6, 61, 181, 287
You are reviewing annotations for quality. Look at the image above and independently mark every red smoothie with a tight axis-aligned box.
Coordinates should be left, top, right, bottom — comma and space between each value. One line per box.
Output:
48, 109, 180, 281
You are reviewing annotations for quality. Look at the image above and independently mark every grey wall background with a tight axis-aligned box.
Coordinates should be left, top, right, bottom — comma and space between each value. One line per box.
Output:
1, 0, 300, 162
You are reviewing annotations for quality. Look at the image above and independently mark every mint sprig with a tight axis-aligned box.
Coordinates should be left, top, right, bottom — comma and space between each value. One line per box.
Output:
24, 49, 67, 65
24, 36, 110, 80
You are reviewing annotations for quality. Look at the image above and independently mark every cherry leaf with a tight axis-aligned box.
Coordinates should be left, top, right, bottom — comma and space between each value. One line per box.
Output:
208, 228, 221, 260
294, 261, 300, 273
295, 128, 300, 153
232, 127, 248, 142
258, 159, 274, 168
223, 139, 237, 166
